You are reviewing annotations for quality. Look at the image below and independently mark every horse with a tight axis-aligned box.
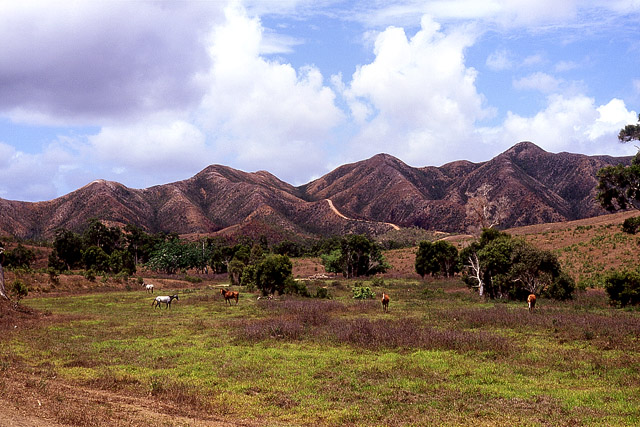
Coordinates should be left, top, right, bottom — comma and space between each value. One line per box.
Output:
143, 283, 154, 293
381, 293, 390, 312
221, 288, 239, 305
527, 294, 537, 313
152, 294, 179, 309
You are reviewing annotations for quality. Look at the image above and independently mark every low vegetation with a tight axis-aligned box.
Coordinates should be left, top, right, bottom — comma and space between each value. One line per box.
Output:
1, 278, 639, 426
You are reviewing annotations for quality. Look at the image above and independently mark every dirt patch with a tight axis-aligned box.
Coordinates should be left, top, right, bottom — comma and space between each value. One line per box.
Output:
0, 371, 265, 427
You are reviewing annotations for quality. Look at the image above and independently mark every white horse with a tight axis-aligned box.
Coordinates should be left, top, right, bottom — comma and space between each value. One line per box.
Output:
143, 282, 154, 293
152, 294, 179, 309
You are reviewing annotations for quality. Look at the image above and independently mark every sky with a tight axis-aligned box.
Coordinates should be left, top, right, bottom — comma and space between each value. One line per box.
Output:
1, 0, 640, 202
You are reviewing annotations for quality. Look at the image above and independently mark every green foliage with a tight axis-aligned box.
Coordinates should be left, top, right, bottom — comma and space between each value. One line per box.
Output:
82, 245, 110, 272
604, 270, 640, 307
229, 259, 246, 287
315, 287, 330, 299
618, 113, 640, 142
254, 254, 294, 296
320, 235, 390, 278
52, 228, 83, 270
461, 229, 573, 300
4, 243, 36, 269
415, 240, 459, 278
622, 216, 640, 234
352, 285, 375, 300
82, 218, 122, 255
9, 279, 28, 300
544, 272, 576, 301
284, 277, 310, 297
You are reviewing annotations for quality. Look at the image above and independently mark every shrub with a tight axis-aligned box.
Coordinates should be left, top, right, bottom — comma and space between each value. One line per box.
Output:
352, 286, 375, 300
284, 277, 310, 297
10, 279, 28, 300
622, 216, 640, 234
544, 272, 576, 301
604, 270, 640, 307
315, 287, 330, 299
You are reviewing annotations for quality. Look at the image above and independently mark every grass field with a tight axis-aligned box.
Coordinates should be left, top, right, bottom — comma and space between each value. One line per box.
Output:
2, 279, 639, 426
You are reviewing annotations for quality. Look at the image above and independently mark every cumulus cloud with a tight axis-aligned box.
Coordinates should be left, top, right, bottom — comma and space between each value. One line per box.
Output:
339, 15, 490, 165
198, 3, 343, 183
482, 95, 638, 156
88, 119, 208, 181
0, 1, 222, 125
0, 140, 78, 201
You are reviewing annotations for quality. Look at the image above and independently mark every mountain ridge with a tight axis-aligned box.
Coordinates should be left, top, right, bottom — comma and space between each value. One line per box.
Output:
0, 142, 632, 240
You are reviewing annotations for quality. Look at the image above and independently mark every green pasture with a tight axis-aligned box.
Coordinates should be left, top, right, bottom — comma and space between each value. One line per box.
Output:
4, 281, 640, 426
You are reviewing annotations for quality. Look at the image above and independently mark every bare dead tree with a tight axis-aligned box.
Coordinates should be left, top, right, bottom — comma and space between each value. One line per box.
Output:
466, 251, 485, 297
465, 184, 510, 235
0, 247, 8, 300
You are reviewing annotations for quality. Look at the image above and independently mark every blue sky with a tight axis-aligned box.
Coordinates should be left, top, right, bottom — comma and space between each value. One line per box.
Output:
1, 0, 639, 202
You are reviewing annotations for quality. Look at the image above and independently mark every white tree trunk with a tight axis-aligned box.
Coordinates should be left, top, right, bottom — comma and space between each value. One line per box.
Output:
468, 253, 484, 297
0, 249, 8, 300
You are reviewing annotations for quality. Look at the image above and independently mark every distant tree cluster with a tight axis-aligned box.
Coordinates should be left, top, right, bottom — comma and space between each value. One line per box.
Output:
415, 229, 575, 302
320, 234, 390, 279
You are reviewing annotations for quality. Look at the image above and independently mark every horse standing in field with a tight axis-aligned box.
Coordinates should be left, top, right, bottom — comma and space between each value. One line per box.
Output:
152, 294, 179, 309
221, 288, 239, 305
143, 283, 154, 293
527, 294, 537, 313
381, 293, 390, 312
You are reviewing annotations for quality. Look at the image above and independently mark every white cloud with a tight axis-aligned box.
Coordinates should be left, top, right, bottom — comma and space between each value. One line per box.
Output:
89, 120, 208, 175
513, 72, 562, 93
0, 140, 78, 201
198, 3, 344, 182
0, 1, 223, 125
486, 49, 513, 71
483, 95, 638, 156
339, 15, 490, 165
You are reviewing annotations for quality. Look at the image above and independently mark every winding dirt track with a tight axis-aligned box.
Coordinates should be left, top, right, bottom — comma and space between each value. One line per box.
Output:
325, 199, 400, 231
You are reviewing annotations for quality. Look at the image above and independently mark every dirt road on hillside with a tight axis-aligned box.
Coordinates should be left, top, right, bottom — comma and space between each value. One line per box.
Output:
325, 199, 400, 230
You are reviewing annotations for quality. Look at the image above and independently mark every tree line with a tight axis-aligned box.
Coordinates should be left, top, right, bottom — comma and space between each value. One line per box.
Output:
414, 229, 576, 302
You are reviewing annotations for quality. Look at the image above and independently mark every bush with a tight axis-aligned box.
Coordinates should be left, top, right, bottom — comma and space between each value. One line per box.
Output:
10, 279, 28, 300
604, 270, 640, 307
622, 216, 640, 234
315, 287, 330, 299
284, 278, 310, 297
543, 272, 576, 301
352, 286, 375, 300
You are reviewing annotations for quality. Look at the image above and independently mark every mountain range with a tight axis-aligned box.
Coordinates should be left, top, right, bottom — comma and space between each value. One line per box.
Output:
0, 141, 631, 241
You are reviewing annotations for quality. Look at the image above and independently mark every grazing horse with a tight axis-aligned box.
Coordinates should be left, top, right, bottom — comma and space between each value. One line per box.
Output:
221, 288, 239, 305
143, 283, 154, 293
527, 294, 537, 313
152, 294, 179, 309
381, 293, 390, 312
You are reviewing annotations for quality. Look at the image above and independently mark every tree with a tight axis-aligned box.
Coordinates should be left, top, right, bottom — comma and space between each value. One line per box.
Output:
597, 114, 640, 212
604, 270, 640, 307
83, 219, 122, 255
254, 254, 293, 296
461, 229, 574, 300
320, 235, 390, 278
52, 229, 83, 270
4, 243, 36, 269
415, 240, 459, 278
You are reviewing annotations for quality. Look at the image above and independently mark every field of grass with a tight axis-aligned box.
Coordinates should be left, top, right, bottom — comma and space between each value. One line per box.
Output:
2, 279, 639, 426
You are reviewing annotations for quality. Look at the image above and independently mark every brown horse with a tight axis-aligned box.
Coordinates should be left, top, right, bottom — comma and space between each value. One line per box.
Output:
221, 288, 239, 305
381, 293, 390, 312
527, 294, 536, 312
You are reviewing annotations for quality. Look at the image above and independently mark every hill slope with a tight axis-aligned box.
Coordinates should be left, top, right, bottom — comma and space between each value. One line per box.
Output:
0, 142, 631, 239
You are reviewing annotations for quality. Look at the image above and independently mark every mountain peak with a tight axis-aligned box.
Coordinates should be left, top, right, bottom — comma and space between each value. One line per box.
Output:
504, 141, 546, 156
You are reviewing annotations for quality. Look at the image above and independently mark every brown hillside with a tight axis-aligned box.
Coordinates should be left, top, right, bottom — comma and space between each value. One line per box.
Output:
0, 142, 632, 240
